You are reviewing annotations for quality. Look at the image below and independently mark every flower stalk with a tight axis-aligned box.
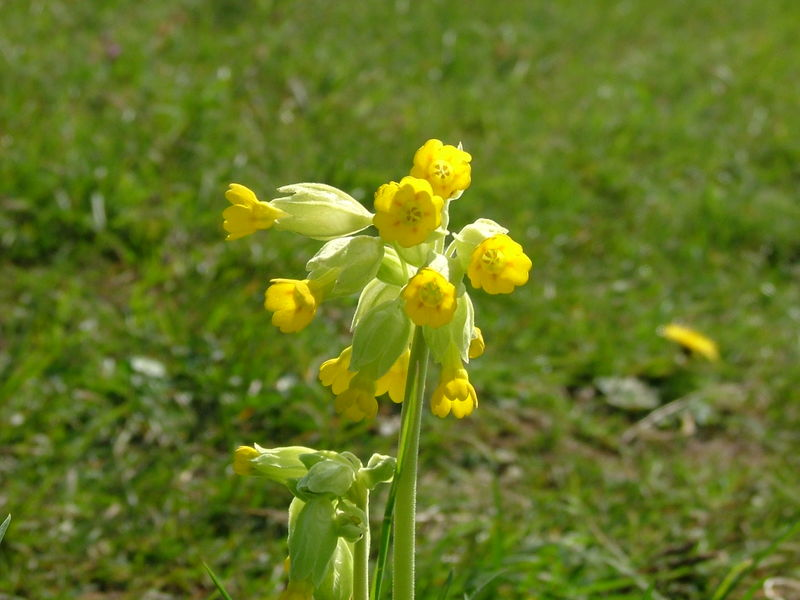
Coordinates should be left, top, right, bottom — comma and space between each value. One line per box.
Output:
391, 326, 429, 600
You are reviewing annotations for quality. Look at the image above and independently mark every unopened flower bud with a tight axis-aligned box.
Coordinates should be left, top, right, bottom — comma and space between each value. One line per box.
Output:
235, 444, 314, 486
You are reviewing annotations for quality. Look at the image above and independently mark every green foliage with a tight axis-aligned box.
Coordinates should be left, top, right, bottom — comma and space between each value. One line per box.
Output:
1, 0, 799, 598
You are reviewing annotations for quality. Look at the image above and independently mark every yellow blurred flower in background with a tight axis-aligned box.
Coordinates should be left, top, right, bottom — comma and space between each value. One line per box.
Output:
660, 323, 720, 361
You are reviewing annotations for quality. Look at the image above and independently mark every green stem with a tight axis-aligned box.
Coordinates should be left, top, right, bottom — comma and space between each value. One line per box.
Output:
371, 326, 429, 600
392, 326, 429, 600
353, 491, 370, 600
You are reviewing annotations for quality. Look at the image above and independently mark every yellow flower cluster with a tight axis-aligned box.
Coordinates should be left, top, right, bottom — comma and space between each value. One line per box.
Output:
223, 138, 532, 420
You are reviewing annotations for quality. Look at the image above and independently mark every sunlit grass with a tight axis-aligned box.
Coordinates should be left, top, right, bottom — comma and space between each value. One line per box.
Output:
1, 0, 799, 597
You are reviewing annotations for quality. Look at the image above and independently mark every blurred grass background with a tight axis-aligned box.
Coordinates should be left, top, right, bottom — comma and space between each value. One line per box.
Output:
1, 0, 799, 598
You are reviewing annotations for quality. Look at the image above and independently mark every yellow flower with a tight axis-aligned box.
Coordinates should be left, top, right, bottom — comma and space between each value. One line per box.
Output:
233, 445, 260, 475
401, 268, 457, 328
660, 324, 720, 361
376, 349, 409, 403
334, 377, 379, 422
410, 138, 472, 200
320, 347, 409, 410
319, 346, 356, 394
373, 176, 443, 247
264, 279, 323, 333
468, 326, 485, 359
431, 363, 478, 419
222, 183, 286, 240
467, 234, 532, 294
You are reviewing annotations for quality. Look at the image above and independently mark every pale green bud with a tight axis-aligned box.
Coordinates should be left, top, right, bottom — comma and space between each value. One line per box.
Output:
424, 291, 474, 364
395, 241, 434, 267
351, 279, 402, 330
289, 497, 339, 587
306, 236, 384, 298
271, 183, 373, 241
376, 246, 409, 287
241, 444, 314, 486
350, 299, 412, 379
452, 218, 509, 270
358, 453, 396, 490
296, 454, 358, 498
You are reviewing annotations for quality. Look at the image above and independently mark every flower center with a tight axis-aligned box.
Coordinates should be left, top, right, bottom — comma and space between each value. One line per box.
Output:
404, 205, 422, 225
480, 248, 505, 273
419, 281, 444, 306
431, 160, 452, 181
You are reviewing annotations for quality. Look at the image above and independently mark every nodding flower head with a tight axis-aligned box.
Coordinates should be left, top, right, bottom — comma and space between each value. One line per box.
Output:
375, 349, 409, 404
223, 183, 286, 240
431, 362, 478, 419
321, 347, 410, 415
401, 268, 457, 328
334, 376, 379, 422
373, 176, 443, 247
319, 346, 356, 394
411, 139, 472, 200
467, 234, 532, 295
264, 278, 324, 333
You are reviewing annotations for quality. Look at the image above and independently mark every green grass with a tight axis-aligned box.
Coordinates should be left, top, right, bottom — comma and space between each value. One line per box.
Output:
2, 0, 799, 598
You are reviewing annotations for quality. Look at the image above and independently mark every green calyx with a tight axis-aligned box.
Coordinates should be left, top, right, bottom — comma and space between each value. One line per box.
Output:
350, 299, 411, 379
306, 235, 384, 299
271, 182, 374, 241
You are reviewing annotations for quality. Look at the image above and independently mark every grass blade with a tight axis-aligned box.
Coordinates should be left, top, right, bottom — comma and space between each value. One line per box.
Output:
202, 561, 234, 600
0, 514, 9, 545
435, 570, 454, 600
465, 569, 509, 600
711, 518, 800, 600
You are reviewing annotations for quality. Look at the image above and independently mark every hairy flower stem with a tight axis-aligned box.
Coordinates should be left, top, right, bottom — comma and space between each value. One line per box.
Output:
353, 490, 370, 600
391, 326, 429, 599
